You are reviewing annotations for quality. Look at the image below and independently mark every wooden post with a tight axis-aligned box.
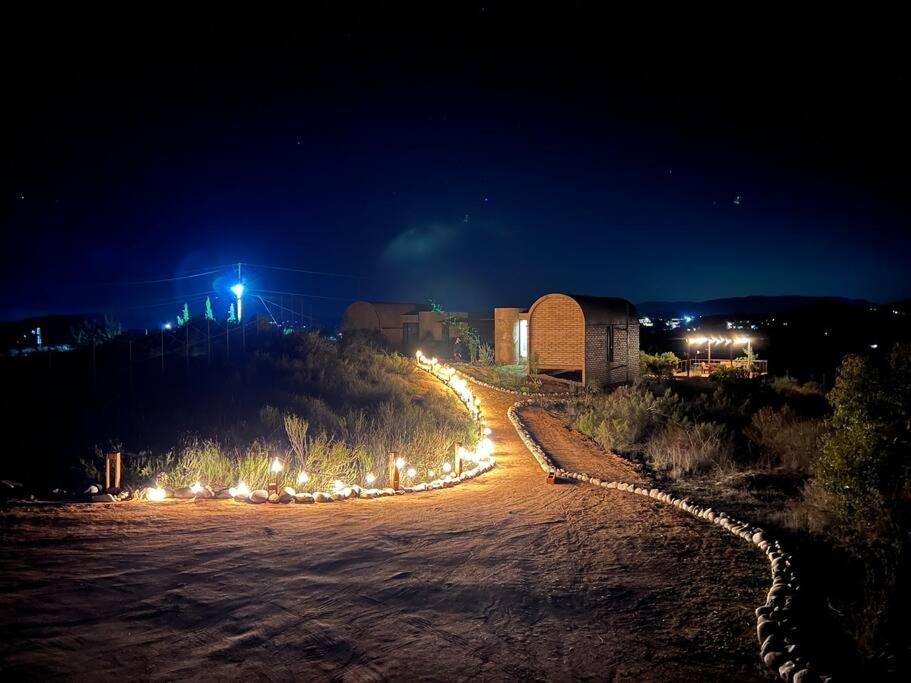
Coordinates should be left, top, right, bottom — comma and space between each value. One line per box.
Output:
104, 452, 121, 492
387, 451, 400, 490
454, 444, 463, 477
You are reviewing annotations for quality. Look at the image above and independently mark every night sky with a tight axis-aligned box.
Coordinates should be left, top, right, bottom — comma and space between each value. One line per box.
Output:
2, 5, 908, 328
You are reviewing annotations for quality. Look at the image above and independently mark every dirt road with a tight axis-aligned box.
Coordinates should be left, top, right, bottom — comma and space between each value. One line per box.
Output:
0, 383, 770, 681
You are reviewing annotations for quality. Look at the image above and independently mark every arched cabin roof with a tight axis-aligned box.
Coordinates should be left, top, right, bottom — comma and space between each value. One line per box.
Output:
528, 294, 637, 326
567, 295, 637, 325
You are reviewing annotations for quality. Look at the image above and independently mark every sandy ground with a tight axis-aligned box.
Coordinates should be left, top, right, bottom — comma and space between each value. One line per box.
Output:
0, 384, 772, 681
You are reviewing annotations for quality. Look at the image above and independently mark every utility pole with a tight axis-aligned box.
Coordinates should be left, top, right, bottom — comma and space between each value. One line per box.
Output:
238, 262, 246, 353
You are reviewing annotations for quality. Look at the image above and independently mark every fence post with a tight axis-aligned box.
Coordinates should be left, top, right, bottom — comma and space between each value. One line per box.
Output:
104, 452, 121, 492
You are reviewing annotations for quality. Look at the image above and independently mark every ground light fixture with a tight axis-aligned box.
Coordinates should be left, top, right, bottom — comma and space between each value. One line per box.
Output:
269, 458, 283, 494
148, 487, 167, 501
228, 481, 250, 498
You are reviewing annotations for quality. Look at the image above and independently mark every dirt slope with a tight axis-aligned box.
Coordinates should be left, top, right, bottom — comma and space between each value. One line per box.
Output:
0, 383, 771, 681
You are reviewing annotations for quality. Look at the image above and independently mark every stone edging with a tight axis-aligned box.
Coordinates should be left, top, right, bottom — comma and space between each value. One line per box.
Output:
120, 360, 496, 506
507, 397, 827, 683
457, 368, 575, 398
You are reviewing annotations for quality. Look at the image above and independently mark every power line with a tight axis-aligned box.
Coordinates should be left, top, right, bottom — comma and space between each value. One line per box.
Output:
120, 266, 233, 285
256, 288, 352, 302
241, 262, 360, 280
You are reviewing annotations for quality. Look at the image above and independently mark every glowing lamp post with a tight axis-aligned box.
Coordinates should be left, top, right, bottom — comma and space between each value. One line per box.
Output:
454, 444, 465, 476
388, 452, 403, 489
269, 458, 283, 495
231, 282, 246, 351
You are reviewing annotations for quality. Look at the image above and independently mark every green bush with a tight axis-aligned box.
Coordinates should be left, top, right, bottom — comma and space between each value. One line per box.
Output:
639, 351, 680, 378
708, 364, 750, 382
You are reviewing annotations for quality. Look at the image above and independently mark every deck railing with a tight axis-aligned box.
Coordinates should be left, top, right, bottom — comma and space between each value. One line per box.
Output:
675, 358, 768, 377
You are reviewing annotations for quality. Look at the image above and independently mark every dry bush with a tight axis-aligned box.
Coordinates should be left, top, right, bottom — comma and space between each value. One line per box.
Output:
746, 406, 822, 473
574, 384, 679, 452
769, 374, 824, 397
644, 421, 732, 478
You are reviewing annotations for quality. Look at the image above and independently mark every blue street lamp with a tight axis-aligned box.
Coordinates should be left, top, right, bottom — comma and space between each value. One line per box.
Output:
231, 283, 245, 321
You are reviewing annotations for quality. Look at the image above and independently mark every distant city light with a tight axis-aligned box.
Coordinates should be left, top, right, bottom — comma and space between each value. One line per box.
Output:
870, 343, 879, 349
682, 314, 694, 324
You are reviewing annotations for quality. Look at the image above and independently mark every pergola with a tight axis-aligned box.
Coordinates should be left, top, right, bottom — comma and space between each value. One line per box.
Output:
681, 334, 762, 377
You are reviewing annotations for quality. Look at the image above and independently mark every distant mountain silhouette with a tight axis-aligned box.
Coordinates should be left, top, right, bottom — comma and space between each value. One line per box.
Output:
636, 295, 872, 318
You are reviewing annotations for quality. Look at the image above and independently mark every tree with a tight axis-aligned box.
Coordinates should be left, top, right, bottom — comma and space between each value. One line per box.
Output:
176, 303, 190, 327
71, 315, 122, 346
204, 297, 215, 321
448, 318, 480, 362
816, 346, 911, 542
227, 302, 237, 323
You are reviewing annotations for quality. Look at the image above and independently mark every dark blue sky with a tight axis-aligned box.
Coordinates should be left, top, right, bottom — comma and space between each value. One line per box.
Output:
2, 5, 908, 327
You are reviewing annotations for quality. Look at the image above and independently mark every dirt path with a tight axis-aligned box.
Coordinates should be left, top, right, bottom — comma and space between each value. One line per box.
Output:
0, 382, 771, 681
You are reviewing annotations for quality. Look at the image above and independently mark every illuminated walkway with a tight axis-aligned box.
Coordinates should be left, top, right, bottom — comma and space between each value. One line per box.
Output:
0, 382, 769, 681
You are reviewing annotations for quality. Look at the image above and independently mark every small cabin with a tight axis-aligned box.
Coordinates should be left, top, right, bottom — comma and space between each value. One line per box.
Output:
495, 293, 639, 387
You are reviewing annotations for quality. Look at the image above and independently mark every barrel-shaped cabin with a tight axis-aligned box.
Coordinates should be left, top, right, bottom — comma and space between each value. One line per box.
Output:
526, 293, 639, 387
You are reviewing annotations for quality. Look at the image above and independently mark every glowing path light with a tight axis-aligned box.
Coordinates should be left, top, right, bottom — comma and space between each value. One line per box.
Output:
229, 481, 251, 498
148, 487, 167, 501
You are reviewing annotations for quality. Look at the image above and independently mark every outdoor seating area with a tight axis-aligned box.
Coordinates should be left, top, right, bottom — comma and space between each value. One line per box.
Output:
675, 358, 768, 378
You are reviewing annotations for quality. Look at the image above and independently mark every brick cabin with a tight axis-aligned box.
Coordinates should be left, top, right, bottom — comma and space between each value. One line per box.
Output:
496, 293, 639, 387
342, 301, 468, 353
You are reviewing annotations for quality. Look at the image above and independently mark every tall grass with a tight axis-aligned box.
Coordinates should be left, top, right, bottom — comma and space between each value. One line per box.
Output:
151, 331, 478, 491
644, 422, 733, 478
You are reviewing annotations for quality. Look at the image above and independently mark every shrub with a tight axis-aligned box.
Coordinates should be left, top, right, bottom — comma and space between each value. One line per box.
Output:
745, 406, 822, 473
769, 374, 824, 397
477, 343, 495, 366
645, 421, 733, 478
573, 384, 680, 451
709, 364, 750, 383
639, 351, 680, 378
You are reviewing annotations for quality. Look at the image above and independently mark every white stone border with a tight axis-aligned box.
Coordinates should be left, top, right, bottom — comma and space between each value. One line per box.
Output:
125, 360, 496, 505
457, 367, 575, 398
507, 395, 827, 683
